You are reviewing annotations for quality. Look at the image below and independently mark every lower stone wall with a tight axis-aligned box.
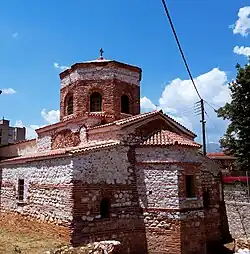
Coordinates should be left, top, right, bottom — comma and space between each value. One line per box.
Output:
143, 210, 208, 254
204, 207, 222, 242
0, 157, 74, 227
224, 183, 250, 238
144, 211, 181, 254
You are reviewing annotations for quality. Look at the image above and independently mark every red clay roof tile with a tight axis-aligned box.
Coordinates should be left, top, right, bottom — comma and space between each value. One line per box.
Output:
141, 130, 201, 148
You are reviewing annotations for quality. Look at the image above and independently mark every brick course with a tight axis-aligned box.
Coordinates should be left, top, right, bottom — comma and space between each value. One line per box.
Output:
60, 79, 140, 121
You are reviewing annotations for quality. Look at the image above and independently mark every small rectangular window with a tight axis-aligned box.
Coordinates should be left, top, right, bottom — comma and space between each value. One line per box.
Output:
185, 175, 195, 198
18, 179, 24, 201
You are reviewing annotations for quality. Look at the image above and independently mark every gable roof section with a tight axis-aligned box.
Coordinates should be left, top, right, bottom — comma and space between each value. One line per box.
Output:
141, 130, 200, 148
89, 110, 196, 138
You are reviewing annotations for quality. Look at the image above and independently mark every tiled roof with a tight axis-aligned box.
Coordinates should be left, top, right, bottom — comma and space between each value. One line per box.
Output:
0, 141, 120, 165
207, 152, 235, 160
60, 59, 141, 79
141, 130, 201, 148
87, 57, 112, 63
115, 110, 161, 125
207, 152, 224, 156
69, 141, 120, 154
89, 110, 196, 138
1, 148, 68, 162
89, 110, 162, 130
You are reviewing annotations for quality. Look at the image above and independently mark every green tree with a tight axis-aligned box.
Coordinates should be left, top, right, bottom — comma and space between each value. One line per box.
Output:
217, 63, 250, 171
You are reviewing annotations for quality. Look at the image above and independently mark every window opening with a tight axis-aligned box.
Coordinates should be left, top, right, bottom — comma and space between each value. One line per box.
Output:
67, 96, 73, 115
18, 179, 24, 201
121, 95, 130, 114
100, 198, 110, 218
90, 92, 102, 112
186, 175, 195, 198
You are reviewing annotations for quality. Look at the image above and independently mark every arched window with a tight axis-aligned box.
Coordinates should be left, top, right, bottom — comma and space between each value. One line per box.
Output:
100, 198, 110, 218
121, 94, 130, 114
66, 96, 73, 115
90, 92, 102, 112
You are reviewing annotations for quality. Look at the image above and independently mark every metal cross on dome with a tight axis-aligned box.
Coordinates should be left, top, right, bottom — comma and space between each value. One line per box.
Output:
100, 48, 104, 57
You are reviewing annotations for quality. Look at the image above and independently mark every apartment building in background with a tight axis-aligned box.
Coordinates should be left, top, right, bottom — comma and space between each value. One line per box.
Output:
0, 119, 26, 146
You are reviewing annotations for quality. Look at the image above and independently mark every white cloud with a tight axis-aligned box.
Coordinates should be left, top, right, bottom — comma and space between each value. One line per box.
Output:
14, 120, 40, 140
12, 32, 18, 38
41, 109, 60, 124
140, 97, 157, 111
1, 88, 17, 94
232, 6, 250, 36
14, 109, 59, 140
141, 68, 231, 143
53, 62, 69, 71
233, 46, 250, 57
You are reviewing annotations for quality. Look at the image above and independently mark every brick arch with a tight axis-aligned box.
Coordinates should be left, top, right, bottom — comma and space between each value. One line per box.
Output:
51, 129, 80, 149
87, 87, 104, 112
121, 92, 133, 114
64, 92, 74, 116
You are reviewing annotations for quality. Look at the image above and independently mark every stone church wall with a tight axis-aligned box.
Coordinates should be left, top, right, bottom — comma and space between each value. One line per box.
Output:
135, 146, 226, 254
0, 157, 73, 233
224, 183, 250, 238
70, 146, 148, 253
0, 145, 148, 253
0, 142, 231, 253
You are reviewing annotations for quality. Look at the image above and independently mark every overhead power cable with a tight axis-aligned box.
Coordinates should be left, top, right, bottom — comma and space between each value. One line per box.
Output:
204, 100, 219, 112
161, 0, 202, 100
161, 0, 208, 155
205, 111, 221, 134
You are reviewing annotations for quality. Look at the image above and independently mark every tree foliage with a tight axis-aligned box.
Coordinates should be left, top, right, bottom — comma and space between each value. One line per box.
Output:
217, 63, 250, 170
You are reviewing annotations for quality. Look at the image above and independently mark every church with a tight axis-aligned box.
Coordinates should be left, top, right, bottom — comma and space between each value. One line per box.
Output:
0, 53, 230, 253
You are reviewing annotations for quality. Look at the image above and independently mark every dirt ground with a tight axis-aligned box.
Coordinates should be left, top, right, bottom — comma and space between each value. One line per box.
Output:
0, 214, 67, 254
0, 227, 66, 254
0, 227, 235, 254
0, 214, 235, 254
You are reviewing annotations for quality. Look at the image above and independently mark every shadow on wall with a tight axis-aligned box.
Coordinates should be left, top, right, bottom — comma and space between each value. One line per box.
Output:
219, 171, 233, 244
70, 146, 148, 254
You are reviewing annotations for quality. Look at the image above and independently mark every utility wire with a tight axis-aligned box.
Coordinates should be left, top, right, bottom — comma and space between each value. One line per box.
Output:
205, 111, 222, 134
204, 100, 218, 112
161, 0, 202, 100
178, 104, 201, 115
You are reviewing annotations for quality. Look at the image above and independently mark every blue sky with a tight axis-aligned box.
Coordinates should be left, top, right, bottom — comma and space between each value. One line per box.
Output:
0, 0, 250, 144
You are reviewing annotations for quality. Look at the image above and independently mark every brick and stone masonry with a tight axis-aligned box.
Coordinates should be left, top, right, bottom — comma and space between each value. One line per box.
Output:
0, 55, 232, 254
224, 182, 250, 239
